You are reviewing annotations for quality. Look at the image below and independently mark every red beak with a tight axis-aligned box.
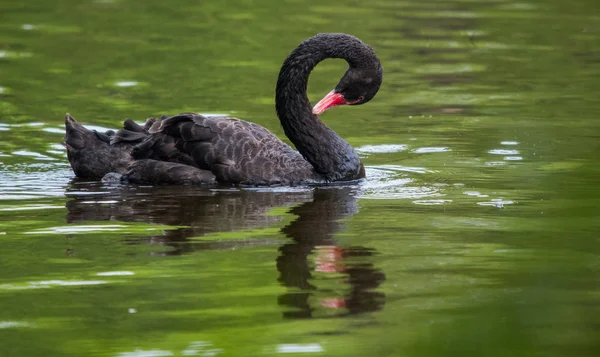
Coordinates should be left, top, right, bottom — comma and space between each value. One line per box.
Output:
312, 90, 348, 115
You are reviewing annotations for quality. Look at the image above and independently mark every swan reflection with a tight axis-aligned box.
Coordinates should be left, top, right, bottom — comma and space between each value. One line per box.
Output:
65, 182, 385, 317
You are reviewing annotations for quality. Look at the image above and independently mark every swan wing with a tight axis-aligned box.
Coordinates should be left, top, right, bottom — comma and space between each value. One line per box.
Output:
133, 113, 314, 185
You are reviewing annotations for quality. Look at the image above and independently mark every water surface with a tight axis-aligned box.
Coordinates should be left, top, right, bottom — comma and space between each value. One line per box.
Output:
1, 0, 599, 356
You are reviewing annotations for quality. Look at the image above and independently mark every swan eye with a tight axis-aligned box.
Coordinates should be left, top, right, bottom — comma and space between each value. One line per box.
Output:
348, 95, 365, 105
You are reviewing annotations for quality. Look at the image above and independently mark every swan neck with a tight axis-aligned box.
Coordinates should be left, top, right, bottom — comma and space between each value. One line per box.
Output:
275, 34, 366, 181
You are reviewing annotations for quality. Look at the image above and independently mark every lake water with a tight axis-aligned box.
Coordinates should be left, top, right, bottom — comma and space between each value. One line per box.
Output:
1, 0, 599, 356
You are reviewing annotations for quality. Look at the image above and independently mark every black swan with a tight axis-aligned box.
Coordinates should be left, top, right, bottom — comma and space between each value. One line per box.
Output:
64, 33, 383, 186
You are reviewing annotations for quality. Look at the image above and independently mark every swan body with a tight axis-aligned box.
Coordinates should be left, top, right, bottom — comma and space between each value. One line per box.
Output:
64, 33, 382, 186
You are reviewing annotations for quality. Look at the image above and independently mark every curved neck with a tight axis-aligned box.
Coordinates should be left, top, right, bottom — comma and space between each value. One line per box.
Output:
275, 34, 372, 181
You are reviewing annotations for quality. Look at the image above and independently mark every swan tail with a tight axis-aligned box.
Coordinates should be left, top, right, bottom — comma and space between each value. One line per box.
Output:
64, 113, 106, 150
65, 114, 215, 184
64, 114, 132, 179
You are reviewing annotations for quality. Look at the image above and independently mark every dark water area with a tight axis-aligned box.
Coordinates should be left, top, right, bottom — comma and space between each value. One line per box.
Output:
1, 0, 599, 356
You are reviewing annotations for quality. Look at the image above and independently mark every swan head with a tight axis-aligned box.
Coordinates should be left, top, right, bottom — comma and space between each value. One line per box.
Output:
313, 65, 382, 115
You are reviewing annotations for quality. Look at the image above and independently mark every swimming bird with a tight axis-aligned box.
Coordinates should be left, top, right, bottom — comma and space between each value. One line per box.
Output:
65, 33, 383, 186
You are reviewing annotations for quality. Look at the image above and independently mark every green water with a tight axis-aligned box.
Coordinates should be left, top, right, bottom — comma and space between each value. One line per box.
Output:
1, 0, 599, 356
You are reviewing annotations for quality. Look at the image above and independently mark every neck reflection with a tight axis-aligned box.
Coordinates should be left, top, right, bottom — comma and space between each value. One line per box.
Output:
277, 187, 385, 319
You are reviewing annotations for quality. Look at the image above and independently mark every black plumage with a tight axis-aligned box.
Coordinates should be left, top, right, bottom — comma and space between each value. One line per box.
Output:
64, 33, 383, 186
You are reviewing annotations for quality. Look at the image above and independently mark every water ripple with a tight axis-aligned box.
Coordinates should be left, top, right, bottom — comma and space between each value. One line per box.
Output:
0, 280, 107, 290
0, 321, 32, 329
12, 150, 56, 160
489, 149, 519, 155
463, 191, 489, 198
0, 165, 71, 200
355, 144, 408, 155
277, 344, 324, 353
369, 165, 433, 175
360, 166, 441, 199
484, 161, 506, 166
0, 204, 63, 212
477, 199, 516, 208
117, 349, 174, 357
0, 50, 33, 59
25, 224, 129, 234
115, 81, 139, 87
413, 199, 452, 205
96, 271, 135, 276
412, 147, 451, 153
43, 127, 66, 134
